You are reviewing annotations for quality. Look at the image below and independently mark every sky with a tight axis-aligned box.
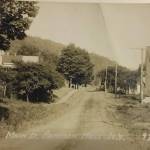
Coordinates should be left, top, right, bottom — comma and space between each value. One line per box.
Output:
27, 2, 150, 70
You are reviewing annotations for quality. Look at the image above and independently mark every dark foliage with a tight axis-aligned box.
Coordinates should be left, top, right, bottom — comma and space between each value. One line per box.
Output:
97, 66, 139, 93
0, 63, 64, 103
57, 44, 94, 86
12, 62, 64, 102
0, 0, 39, 50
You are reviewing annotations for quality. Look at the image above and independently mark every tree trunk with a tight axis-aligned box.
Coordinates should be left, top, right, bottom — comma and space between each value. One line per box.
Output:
77, 84, 79, 89
3, 85, 6, 98
69, 78, 72, 88
75, 84, 77, 89
69, 81, 71, 88
26, 94, 29, 102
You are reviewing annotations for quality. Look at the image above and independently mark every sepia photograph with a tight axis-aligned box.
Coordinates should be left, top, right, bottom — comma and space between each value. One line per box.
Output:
1, 0, 150, 149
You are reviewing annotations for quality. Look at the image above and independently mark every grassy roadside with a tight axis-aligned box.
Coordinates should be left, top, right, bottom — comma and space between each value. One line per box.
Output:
0, 99, 48, 138
0, 87, 73, 139
114, 96, 150, 138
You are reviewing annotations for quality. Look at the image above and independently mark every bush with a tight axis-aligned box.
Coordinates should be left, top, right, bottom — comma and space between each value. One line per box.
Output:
12, 62, 64, 103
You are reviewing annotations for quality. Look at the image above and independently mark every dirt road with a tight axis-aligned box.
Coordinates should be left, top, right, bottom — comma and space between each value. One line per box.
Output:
0, 87, 148, 150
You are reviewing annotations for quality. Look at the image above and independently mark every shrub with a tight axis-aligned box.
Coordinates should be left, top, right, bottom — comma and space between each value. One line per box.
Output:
12, 62, 64, 102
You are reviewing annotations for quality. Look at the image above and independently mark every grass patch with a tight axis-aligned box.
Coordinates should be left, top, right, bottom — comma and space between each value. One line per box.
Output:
115, 97, 150, 137
0, 98, 48, 138
0, 87, 73, 139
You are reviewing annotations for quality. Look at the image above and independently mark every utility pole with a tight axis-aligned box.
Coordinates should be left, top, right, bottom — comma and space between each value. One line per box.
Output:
130, 47, 145, 102
140, 48, 144, 101
104, 66, 108, 93
115, 64, 118, 97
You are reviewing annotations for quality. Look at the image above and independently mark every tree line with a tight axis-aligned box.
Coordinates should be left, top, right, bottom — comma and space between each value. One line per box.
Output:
97, 65, 139, 94
0, 43, 94, 103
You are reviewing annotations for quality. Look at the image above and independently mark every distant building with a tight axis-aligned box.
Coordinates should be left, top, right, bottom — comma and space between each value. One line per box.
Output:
0, 53, 40, 68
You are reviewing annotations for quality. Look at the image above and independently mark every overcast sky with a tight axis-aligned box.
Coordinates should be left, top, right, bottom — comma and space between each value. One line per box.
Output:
27, 2, 150, 70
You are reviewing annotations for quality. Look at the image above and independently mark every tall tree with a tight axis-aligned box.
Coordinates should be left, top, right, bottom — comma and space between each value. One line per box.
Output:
0, 0, 39, 50
57, 44, 94, 88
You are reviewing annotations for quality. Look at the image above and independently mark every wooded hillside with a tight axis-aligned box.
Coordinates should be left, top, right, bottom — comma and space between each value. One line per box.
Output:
9, 36, 116, 74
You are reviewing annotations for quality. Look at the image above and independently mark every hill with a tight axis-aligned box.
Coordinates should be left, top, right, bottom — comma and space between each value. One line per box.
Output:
9, 36, 64, 55
90, 53, 116, 74
9, 36, 116, 74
